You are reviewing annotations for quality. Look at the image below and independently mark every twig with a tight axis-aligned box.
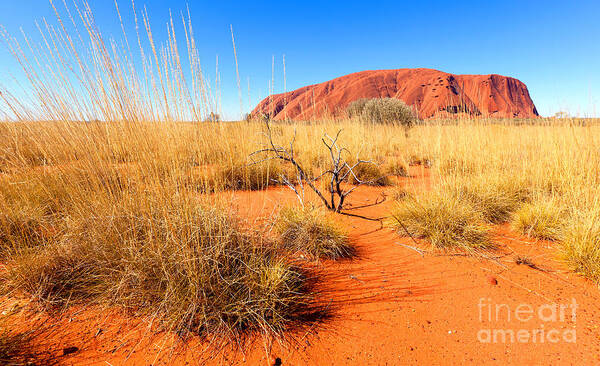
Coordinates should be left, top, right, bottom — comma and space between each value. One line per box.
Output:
395, 242, 426, 257
338, 211, 386, 222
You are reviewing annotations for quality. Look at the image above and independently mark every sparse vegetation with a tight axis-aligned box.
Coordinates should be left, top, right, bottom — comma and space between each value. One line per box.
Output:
276, 206, 352, 260
347, 161, 392, 186
511, 199, 566, 241
346, 98, 417, 130
2, 119, 599, 284
1, 115, 600, 360
0, 204, 53, 257
3, 198, 318, 337
0, 0, 596, 364
446, 175, 531, 224
345, 98, 369, 119
385, 159, 410, 177
217, 161, 288, 191
0, 2, 598, 364
560, 210, 600, 282
253, 123, 384, 213
390, 193, 491, 251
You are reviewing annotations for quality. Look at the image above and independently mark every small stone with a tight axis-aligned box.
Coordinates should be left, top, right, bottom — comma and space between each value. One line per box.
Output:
63, 346, 79, 355
487, 276, 498, 285
273, 357, 282, 366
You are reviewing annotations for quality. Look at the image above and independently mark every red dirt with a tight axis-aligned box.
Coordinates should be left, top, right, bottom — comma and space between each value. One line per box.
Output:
4, 168, 600, 365
252, 68, 540, 120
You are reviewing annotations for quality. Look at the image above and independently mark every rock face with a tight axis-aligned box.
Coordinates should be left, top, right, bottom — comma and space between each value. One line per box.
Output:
252, 68, 539, 120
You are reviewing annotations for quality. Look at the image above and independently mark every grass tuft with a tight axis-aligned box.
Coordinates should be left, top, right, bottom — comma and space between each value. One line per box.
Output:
446, 175, 531, 224
390, 193, 491, 251
347, 162, 392, 186
560, 211, 600, 283
438, 157, 478, 175
275, 206, 353, 260
218, 161, 286, 191
3, 197, 318, 337
511, 199, 566, 241
0, 203, 55, 257
385, 159, 410, 177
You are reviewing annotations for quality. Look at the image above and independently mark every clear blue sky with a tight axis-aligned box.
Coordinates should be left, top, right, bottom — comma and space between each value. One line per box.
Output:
0, 0, 598, 118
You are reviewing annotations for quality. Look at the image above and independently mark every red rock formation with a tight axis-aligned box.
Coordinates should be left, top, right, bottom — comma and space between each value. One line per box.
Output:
252, 68, 539, 120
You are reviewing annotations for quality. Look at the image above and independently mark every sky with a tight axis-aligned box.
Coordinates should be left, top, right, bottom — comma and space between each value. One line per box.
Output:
0, 0, 598, 119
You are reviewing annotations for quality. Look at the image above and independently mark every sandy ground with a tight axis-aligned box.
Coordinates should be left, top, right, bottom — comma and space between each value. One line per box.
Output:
4, 167, 599, 365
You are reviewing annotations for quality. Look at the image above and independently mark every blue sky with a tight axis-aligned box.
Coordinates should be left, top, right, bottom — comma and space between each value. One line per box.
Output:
0, 0, 598, 118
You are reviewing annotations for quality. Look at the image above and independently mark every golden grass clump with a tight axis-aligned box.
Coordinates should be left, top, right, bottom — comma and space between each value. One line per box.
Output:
408, 154, 432, 167
218, 161, 288, 191
194, 162, 285, 193
445, 175, 531, 224
347, 162, 392, 186
2, 196, 317, 337
276, 206, 353, 260
385, 158, 410, 177
560, 211, 600, 282
390, 193, 491, 251
511, 199, 566, 241
438, 157, 478, 175
391, 186, 414, 201
0, 204, 56, 257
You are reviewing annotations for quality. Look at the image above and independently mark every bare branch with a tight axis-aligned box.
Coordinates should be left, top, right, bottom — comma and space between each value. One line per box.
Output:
250, 121, 386, 217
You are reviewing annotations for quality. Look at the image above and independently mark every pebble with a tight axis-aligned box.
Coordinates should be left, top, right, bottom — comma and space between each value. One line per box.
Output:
63, 346, 79, 355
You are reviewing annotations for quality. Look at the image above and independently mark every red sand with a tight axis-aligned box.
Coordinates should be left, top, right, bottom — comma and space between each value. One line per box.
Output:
5, 168, 599, 365
252, 68, 539, 120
